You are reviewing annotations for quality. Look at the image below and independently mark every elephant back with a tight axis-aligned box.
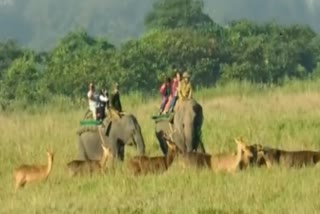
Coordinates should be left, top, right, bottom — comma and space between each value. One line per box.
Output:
104, 108, 123, 122
77, 119, 103, 135
177, 98, 201, 111
175, 98, 202, 120
77, 126, 101, 136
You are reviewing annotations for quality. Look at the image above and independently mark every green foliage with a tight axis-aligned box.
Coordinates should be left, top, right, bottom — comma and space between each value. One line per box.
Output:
43, 29, 115, 98
1, 3, 320, 107
0, 39, 23, 78
0, 50, 46, 106
112, 28, 219, 92
219, 20, 318, 84
145, 0, 213, 31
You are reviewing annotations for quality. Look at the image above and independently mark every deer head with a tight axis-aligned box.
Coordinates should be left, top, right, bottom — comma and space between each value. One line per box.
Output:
163, 132, 178, 153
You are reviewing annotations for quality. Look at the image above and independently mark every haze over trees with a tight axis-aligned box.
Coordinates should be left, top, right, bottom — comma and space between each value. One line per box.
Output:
0, 0, 319, 50
1, 0, 320, 108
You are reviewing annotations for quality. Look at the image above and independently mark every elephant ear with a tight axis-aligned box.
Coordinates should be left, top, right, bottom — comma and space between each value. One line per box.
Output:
105, 121, 113, 137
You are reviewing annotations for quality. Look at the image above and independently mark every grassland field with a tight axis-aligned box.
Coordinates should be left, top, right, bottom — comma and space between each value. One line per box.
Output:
2, 80, 320, 213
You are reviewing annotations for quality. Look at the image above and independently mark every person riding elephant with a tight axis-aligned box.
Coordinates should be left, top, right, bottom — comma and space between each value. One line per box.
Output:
154, 98, 205, 155
87, 82, 98, 120
110, 83, 122, 113
167, 70, 181, 113
178, 71, 192, 102
96, 89, 108, 121
77, 113, 146, 162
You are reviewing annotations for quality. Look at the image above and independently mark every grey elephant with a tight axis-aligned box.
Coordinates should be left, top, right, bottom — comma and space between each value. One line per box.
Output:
154, 99, 205, 155
77, 114, 146, 162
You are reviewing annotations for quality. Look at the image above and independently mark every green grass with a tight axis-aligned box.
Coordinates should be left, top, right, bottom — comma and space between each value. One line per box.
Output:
2, 80, 320, 213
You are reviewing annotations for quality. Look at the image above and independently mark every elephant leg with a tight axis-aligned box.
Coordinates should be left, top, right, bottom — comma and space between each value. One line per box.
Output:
118, 142, 125, 161
197, 141, 206, 153
173, 128, 187, 153
110, 139, 121, 161
156, 131, 168, 155
184, 123, 194, 153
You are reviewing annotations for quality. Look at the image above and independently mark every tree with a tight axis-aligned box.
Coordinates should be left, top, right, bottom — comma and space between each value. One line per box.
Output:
0, 50, 46, 104
112, 28, 221, 92
43, 29, 115, 98
0, 39, 23, 79
144, 0, 213, 31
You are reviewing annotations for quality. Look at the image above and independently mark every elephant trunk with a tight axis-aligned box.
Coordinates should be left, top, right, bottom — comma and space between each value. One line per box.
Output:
173, 126, 187, 153
184, 122, 194, 152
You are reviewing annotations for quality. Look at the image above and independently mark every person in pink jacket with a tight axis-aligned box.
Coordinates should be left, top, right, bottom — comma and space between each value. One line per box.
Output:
167, 70, 181, 113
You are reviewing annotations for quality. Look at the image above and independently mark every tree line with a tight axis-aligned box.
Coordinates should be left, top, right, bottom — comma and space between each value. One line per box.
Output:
1, 0, 320, 108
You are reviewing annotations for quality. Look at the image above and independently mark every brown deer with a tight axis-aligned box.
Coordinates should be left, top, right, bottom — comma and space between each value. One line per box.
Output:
66, 144, 112, 177
159, 123, 212, 170
128, 134, 177, 176
258, 145, 320, 168
211, 137, 253, 173
175, 150, 212, 170
13, 150, 54, 192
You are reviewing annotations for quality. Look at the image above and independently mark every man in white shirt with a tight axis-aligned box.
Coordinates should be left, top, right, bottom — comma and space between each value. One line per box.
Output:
87, 83, 97, 120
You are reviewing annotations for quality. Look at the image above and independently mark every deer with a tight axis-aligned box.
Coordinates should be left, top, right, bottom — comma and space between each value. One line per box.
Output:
175, 151, 212, 170
165, 123, 212, 170
66, 143, 112, 177
128, 133, 178, 176
13, 150, 54, 192
210, 137, 253, 173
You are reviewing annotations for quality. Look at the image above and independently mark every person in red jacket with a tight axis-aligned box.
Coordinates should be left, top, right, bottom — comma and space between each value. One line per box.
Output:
167, 70, 181, 113
159, 77, 171, 115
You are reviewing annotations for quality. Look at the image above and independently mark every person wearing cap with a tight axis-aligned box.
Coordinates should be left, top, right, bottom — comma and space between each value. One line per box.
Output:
178, 71, 192, 101
87, 82, 97, 120
110, 82, 122, 112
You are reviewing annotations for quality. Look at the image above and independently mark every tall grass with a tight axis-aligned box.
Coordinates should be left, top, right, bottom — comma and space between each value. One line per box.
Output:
2, 79, 320, 213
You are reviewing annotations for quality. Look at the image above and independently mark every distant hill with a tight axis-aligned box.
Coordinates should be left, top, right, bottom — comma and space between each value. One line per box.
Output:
0, 0, 319, 50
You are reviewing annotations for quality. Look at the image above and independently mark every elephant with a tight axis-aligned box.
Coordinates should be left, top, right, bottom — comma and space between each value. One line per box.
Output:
155, 98, 205, 155
77, 114, 146, 162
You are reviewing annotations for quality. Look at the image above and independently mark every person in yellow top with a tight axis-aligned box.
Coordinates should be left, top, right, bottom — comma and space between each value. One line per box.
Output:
178, 71, 192, 100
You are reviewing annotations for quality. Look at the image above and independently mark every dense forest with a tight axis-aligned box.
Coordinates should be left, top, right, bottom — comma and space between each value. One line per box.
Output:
1, 0, 320, 108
